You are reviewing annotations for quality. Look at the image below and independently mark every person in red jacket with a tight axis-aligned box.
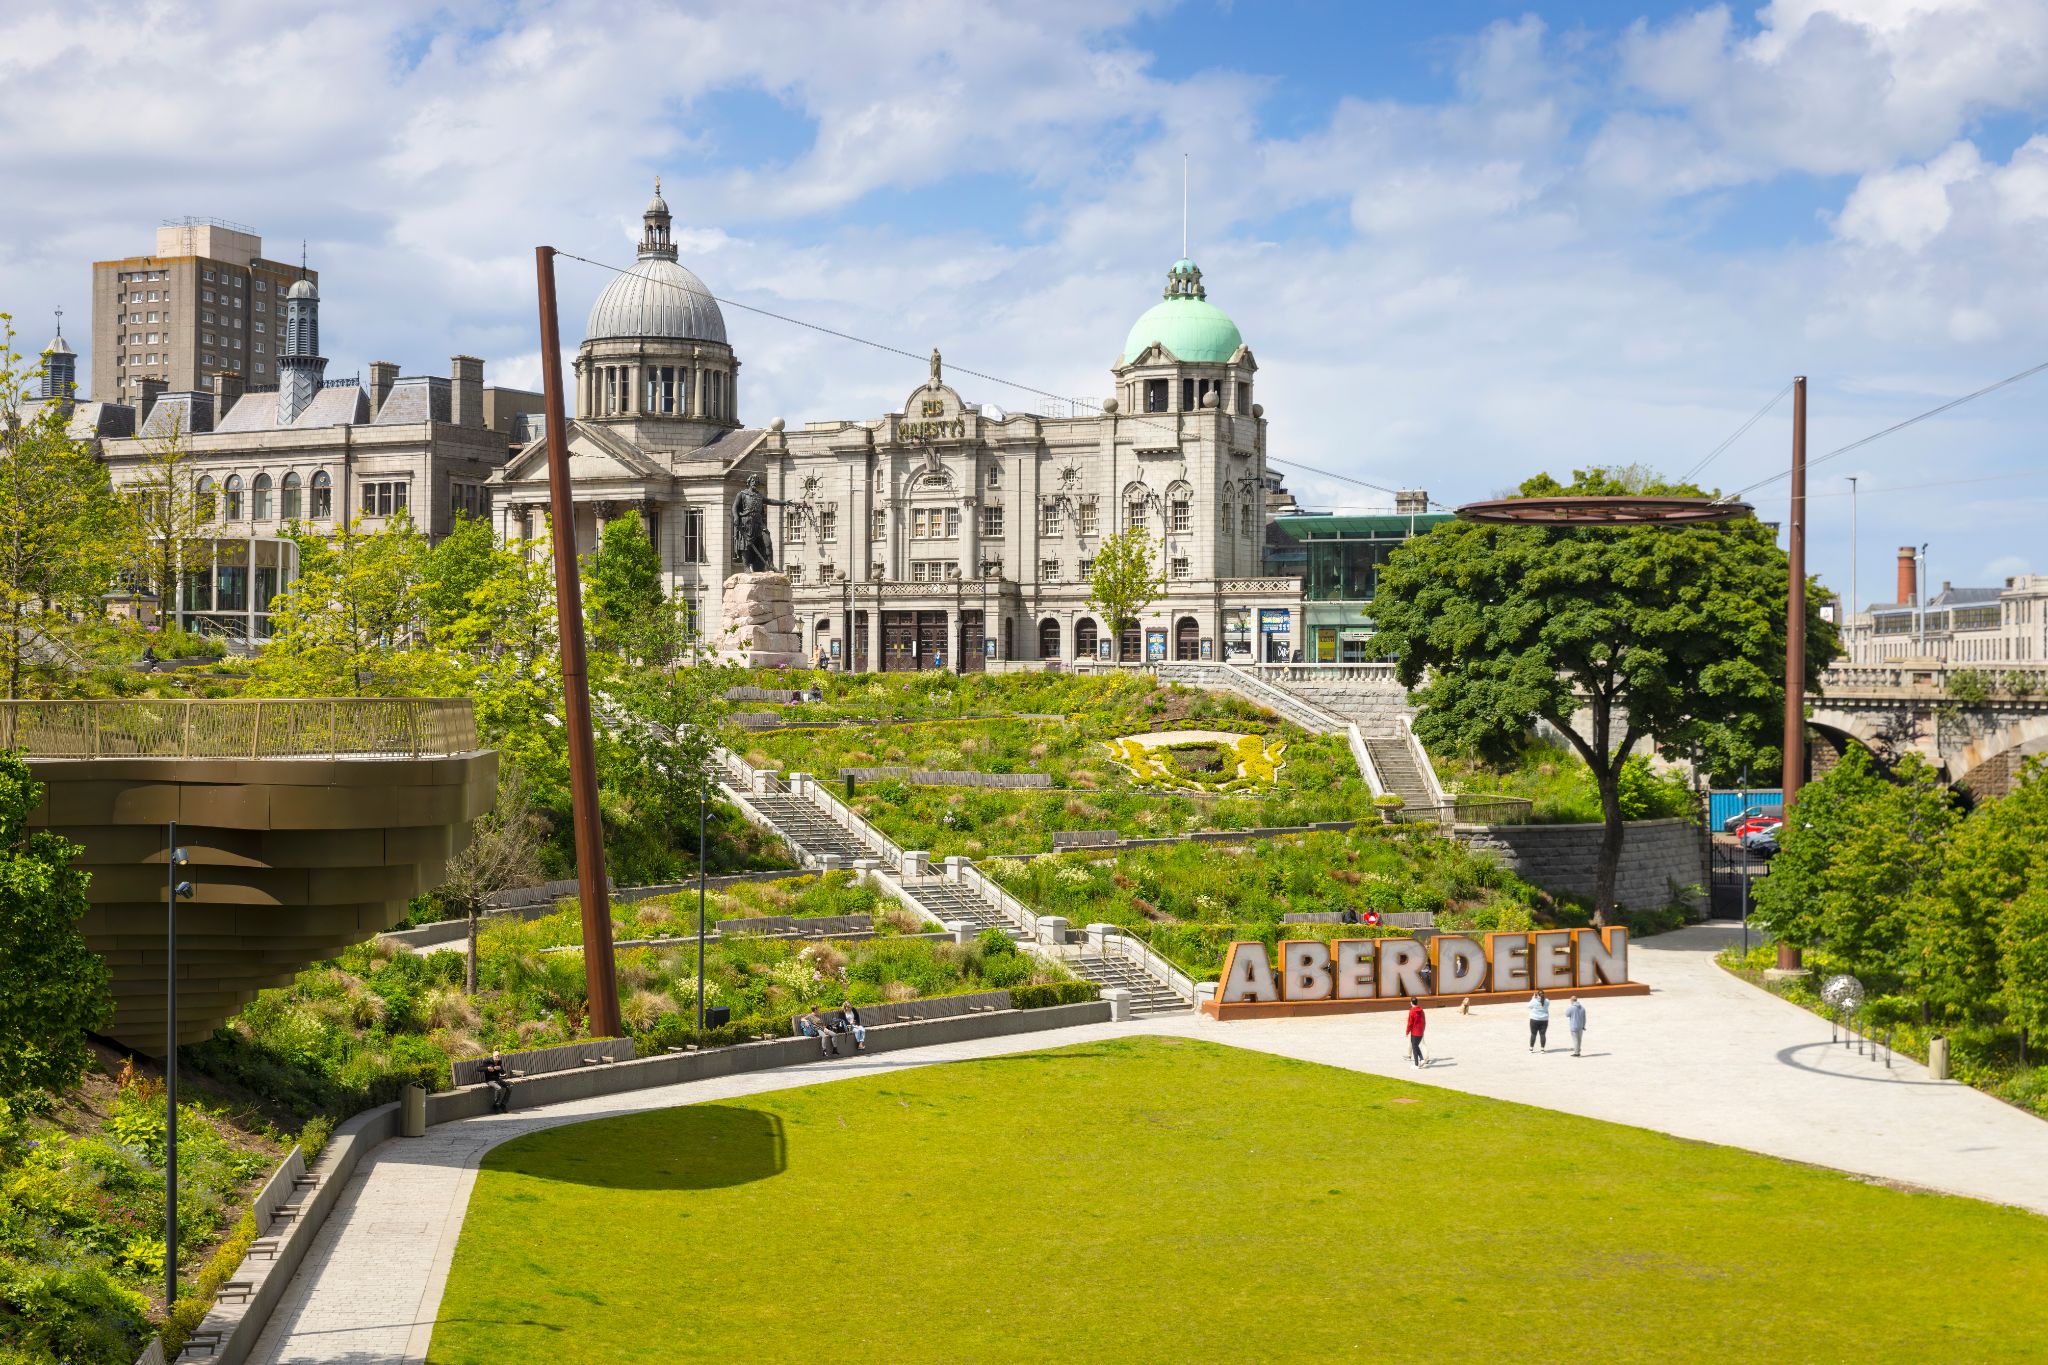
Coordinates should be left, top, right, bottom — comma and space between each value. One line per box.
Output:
1404, 998, 1427, 1068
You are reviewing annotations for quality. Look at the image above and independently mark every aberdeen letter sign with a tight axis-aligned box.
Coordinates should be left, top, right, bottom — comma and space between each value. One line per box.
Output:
1200, 926, 1648, 1019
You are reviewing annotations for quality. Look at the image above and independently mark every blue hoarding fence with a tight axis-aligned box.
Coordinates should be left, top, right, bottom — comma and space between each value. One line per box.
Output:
1709, 789, 1784, 827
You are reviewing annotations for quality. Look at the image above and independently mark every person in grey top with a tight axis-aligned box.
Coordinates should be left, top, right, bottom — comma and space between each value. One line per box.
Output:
1565, 995, 1587, 1056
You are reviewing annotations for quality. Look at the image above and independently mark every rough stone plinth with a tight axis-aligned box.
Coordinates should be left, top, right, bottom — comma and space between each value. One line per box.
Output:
713, 571, 802, 668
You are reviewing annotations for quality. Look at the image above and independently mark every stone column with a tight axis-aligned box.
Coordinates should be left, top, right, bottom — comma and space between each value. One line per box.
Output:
960, 494, 979, 582
869, 594, 885, 674
946, 606, 961, 673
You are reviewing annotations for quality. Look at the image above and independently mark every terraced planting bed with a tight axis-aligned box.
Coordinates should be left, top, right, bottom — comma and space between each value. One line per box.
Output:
739, 672, 1372, 857
984, 826, 1551, 980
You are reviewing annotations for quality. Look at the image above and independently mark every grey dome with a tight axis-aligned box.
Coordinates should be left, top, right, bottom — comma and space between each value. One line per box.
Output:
287, 278, 318, 300
585, 257, 727, 345
43, 332, 74, 357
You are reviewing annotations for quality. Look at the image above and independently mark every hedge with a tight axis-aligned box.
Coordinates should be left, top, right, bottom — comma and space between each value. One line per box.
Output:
1009, 981, 1102, 1009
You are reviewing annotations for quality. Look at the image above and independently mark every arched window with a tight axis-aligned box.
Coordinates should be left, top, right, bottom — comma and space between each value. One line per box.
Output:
1175, 616, 1200, 661
310, 470, 332, 518
196, 476, 217, 522
223, 474, 244, 521
1038, 617, 1060, 660
1240, 502, 1253, 537
281, 471, 302, 520
1074, 618, 1098, 660
1167, 480, 1193, 534
252, 472, 273, 520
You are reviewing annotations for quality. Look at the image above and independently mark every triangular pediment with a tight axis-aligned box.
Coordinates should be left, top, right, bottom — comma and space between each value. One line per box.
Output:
495, 420, 672, 486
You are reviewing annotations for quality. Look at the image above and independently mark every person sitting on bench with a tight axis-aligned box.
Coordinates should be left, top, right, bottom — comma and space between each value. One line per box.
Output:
801, 1007, 840, 1057
480, 1049, 512, 1113
833, 1001, 867, 1053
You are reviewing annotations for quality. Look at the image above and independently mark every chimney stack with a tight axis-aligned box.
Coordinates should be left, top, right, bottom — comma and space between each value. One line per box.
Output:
369, 361, 399, 418
211, 371, 244, 417
137, 377, 168, 426
1394, 489, 1429, 515
451, 355, 484, 429
1896, 546, 1917, 606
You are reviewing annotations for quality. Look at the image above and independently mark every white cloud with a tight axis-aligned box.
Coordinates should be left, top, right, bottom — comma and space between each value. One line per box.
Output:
1836, 141, 1984, 250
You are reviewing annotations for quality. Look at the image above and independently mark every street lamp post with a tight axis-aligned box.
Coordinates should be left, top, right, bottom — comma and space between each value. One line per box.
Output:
163, 826, 193, 1309
696, 767, 707, 1043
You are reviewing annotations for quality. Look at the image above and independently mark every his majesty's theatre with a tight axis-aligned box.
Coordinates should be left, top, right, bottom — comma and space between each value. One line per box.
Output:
489, 185, 1300, 669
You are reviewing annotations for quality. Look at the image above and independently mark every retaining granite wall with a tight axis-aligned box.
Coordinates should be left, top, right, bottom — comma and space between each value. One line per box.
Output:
1456, 817, 1707, 913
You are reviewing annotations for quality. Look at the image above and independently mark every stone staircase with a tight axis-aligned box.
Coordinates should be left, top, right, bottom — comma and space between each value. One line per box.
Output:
1063, 951, 1189, 1014
1362, 736, 1436, 814
741, 793, 875, 862
902, 879, 1026, 940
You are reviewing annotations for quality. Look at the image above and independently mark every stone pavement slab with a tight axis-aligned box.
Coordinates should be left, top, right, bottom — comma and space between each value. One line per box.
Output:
247, 922, 2048, 1364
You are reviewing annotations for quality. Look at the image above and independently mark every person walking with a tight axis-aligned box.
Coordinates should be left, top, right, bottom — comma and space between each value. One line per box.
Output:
1404, 997, 1427, 1068
1528, 990, 1551, 1053
480, 1049, 512, 1113
1565, 995, 1587, 1056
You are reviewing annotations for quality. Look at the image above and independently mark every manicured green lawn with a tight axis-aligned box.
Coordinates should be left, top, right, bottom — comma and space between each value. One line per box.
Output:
431, 1038, 2048, 1363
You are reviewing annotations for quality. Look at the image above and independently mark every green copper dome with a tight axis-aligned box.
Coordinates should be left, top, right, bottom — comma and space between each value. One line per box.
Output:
1120, 258, 1243, 366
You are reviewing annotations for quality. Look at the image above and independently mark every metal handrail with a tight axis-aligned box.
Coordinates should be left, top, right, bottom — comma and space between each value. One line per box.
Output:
0, 698, 477, 759
1093, 924, 1196, 1005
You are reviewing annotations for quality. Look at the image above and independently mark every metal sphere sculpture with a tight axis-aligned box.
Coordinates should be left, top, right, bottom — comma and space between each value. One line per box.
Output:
1820, 973, 1866, 1014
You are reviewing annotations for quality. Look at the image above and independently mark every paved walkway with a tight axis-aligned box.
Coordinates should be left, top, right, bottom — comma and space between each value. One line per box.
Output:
248, 923, 2048, 1363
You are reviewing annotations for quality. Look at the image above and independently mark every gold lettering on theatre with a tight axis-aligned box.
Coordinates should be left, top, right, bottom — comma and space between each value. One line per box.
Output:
901, 417, 967, 443
920, 399, 944, 417
1202, 926, 1646, 1018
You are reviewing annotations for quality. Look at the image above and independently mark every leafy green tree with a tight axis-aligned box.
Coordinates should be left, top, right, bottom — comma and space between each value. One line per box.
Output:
1931, 758, 2048, 1025
418, 514, 504, 639
120, 413, 211, 623
0, 751, 109, 1099
248, 515, 452, 696
1087, 526, 1163, 662
584, 510, 670, 660
1999, 884, 2048, 1064
0, 317, 129, 698
1373, 467, 1837, 921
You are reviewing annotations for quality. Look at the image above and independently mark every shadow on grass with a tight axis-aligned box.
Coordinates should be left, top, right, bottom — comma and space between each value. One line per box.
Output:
485, 1102, 787, 1191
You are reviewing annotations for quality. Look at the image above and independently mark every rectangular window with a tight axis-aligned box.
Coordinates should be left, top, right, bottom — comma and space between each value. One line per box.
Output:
1170, 499, 1191, 533
818, 562, 835, 582
254, 342, 265, 355
233, 276, 243, 288
683, 507, 706, 563
1040, 501, 1063, 536
1145, 379, 1168, 412
912, 509, 928, 539
784, 508, 805, 543
203, 270, 214, 282
255, 278, 268, 292
359, 482, 409, 517
944, 507, 959, 538
1078, 501, 1098, 535
818, 508, 836, 541
1171, 557, 1190, 579
147, 291, 159, 301
1237, 382, 1250, 412
254, 321, 265, 333
203, 290, 214, 303
1127, 500, 1149, 532
255, 362, 266, 375
1040, 559, 1059, 581
981, 505, 1004, 538
1181, 378, 1195, 411
1078, 557, 1094, 579
871, 509, 886, 541
310, 479, 332, 518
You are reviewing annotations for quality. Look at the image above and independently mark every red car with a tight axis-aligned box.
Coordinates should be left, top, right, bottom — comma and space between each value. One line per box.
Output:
1731, 814, 1783, 838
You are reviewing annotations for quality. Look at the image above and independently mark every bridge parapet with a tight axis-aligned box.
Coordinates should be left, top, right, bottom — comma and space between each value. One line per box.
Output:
1820, 661, 2048, 700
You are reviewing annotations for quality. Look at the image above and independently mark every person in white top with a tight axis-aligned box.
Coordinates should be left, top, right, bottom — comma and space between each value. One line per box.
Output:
1527, 990, 1551, 1053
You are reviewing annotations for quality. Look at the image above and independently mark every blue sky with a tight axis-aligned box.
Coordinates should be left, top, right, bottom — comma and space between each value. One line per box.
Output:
5, 0, 2048, 605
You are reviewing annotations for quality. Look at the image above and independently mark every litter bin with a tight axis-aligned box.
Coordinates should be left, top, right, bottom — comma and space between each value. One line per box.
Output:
401, 1082, 426, 1137
705, 1006, 732, 1030
1928, 1035, 1950, 1081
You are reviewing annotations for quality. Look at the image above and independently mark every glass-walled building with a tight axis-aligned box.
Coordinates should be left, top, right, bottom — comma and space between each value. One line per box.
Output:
1268, 508, 1451, 661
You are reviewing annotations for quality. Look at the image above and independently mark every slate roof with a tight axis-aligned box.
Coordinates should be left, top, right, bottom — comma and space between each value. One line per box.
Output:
214, 385, 370, 433
371, 376, 450, 425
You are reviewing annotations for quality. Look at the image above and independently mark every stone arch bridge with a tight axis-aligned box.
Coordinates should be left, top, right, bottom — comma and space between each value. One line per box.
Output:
1811, 662, 2048, 799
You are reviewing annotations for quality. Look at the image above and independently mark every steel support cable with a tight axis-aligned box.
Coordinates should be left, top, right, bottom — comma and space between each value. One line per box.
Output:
1680, 381, 1793, 484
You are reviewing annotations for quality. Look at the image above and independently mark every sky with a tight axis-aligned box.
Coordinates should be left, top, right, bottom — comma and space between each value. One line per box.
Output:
5, 0, 2048, 609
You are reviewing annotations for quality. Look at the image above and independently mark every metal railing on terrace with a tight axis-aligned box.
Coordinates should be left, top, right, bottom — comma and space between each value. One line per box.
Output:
0, 699, 479, 759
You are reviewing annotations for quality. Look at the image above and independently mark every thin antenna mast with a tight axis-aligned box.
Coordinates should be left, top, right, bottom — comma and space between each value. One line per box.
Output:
1182, 153, 1189, 258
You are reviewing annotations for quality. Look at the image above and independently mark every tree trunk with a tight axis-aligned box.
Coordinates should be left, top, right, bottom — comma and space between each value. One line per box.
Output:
1593, 763, 1625, 928
465, 908, 479, 994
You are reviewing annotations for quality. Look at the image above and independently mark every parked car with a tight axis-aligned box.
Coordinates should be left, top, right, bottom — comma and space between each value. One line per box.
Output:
1722, 803, 1783, 833
1741, 824, 1781, 858
1731, 814, 1784, 838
